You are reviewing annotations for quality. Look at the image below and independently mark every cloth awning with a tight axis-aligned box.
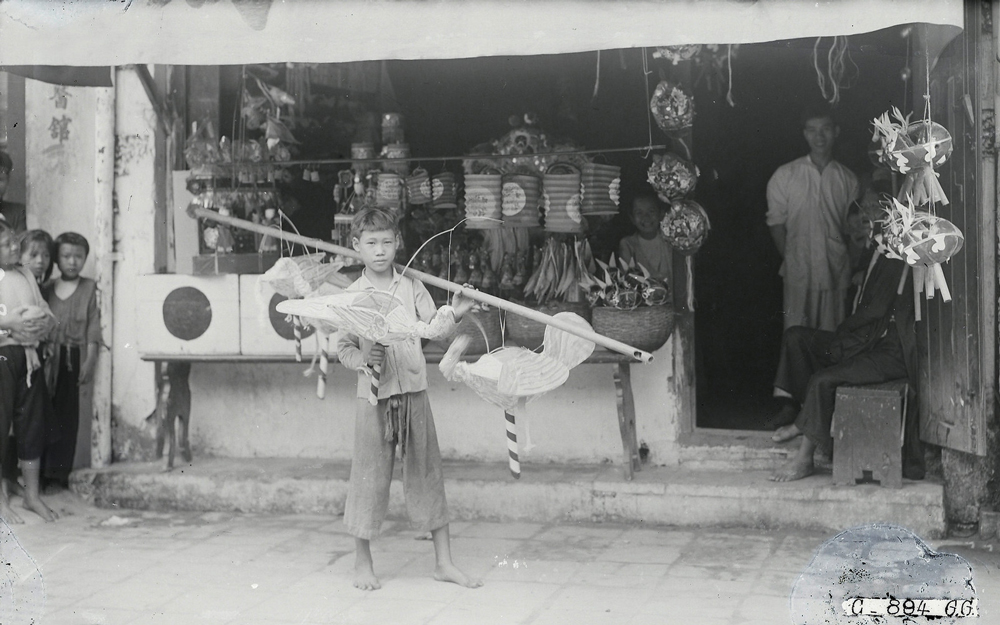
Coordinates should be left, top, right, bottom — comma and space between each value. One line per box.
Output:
0, 0, 964, 66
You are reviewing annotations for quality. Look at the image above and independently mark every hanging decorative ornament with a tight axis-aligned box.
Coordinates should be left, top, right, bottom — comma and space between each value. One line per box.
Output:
879, 195, 964, 307
871, 106, 954, 206
647, 153, 699, 202
652, 45, 703, 65
660, 199, 711, 256
650, 80, 695, 133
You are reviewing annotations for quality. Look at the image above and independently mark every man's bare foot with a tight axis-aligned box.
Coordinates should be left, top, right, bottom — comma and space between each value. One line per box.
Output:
434, 562, 483, 588
770, 458, 814, 482
354, 559, 381, 590
771, 423, 802, 443
23, 496, 57, 522
0, 501, 24, 525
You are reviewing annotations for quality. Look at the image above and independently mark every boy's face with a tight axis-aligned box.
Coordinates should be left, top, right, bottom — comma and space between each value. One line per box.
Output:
803, 116, 839, 157
0, 232, 18, 267
631, 198, 663, 238
57, 243, 87, 280
21, 241, 50, 281
353, 229, 398, 275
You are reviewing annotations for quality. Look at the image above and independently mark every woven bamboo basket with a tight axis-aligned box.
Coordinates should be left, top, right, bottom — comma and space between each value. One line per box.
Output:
506, 301, 592, 351
591, 304, 675, 353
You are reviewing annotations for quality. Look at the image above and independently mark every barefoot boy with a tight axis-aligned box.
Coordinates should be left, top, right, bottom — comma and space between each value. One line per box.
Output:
0, 221, 57, 522
336, 208, 482, 591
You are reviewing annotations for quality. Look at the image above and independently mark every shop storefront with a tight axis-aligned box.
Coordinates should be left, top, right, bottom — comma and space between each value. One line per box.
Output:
4, 0, 995, 531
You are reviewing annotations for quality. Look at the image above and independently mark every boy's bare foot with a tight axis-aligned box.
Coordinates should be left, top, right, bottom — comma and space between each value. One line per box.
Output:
434, 562, 483, 588
0, 501, 24, 525
353, 538, 380, 590
769, 458, 814, 482
771, 423, 802, 443
23, 496, 57, 522
354, 559, 381, 591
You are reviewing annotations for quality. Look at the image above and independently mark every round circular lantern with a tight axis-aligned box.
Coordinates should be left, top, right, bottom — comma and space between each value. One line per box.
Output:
660, 199, 710, 255
883, 121, 953, 175
898, 212, 965, 266
650, 81, 695, 133
647, 153, 699, 201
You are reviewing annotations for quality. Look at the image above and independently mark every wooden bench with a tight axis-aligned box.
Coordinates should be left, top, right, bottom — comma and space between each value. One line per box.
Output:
831, 380, 908, 489
140, 348, 645, 480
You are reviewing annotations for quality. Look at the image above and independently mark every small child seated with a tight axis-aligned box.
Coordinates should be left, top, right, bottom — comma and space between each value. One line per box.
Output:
335, 208, 482, 591
42, 232, 102, 489
618, 191, 673, 284
0, 220, 57, 523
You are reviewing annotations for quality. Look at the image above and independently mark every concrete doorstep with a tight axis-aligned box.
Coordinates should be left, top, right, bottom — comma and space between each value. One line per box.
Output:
70, 457, 946, 538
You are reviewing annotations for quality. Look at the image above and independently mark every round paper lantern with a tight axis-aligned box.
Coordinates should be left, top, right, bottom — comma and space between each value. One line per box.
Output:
660, 199, 710, 255
653, 45, 703, 65
883, 121, 953, 175
162, 287, 212, 341
650, 81, 695, 133
647, 153, 699, 201
898, 212, 965, 266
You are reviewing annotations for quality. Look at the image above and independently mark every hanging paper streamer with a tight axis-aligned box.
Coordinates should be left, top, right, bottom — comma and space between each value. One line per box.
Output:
871, 107, 954, 206
647, 153, 699, 202
660, 199, 711, 255
650, 81, 695, 133
879, 195, 964, 304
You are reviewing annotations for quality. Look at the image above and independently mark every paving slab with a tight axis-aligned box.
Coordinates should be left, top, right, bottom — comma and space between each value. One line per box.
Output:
0, 488, 992, 625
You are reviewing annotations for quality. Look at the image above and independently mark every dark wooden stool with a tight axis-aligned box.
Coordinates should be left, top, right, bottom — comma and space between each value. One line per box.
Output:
831, 381, 908, 489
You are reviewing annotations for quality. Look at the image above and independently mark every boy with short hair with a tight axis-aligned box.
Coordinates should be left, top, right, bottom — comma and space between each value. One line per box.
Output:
336, 207, 482, 591
43, 232, 102, 488
0, 220, 57, 523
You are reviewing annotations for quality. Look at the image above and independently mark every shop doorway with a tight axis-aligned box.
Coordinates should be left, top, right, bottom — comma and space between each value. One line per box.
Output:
691, 32, 908, 430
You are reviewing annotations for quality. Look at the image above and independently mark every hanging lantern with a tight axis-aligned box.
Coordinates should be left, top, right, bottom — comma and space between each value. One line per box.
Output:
660, 199, 710, 255
871, 107, 954, 206
653, 45, 703, 65
647, 153, 699, 202
880, 195, 964, 305
650, 81, 695, 133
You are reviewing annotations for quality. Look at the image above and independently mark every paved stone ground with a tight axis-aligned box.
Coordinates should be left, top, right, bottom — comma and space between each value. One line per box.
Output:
4, 491, 998, 625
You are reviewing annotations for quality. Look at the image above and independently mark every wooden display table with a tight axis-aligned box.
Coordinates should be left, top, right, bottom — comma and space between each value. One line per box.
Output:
139, 348, 643, 479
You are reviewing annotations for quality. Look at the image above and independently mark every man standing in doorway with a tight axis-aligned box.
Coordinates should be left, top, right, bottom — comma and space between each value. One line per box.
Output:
766, 105, 858, 332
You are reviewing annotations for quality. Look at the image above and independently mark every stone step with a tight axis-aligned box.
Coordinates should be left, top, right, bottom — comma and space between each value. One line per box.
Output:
676, 430, 793, 471
70, 457, 946, 538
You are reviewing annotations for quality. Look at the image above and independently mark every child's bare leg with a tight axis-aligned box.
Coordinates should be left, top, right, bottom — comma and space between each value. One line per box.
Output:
20, 459, 56, 521
0, 480, 23, 525
432, 524, 482, 588
353, 537, 380, 590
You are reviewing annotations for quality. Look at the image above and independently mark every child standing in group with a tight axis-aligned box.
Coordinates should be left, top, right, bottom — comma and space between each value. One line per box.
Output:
335, 208, 482, 591
0, 220, 57, 522
19, 230, 54, 286
42, 232, 101, 489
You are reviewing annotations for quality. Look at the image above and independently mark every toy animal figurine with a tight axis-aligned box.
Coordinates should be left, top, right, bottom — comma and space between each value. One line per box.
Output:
468, 250, 483, 288
499, 253, 516, 291
454, 250, 470, 284
481, 250, 498, 292
258, 207, 280, 253
513, 250, 528, 288
215, 207, 236, 253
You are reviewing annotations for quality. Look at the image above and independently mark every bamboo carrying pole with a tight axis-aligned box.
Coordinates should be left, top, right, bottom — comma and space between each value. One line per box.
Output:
188, 207, 655, 363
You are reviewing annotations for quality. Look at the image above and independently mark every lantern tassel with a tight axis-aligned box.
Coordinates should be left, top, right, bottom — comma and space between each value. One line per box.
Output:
932, 263, 951, 302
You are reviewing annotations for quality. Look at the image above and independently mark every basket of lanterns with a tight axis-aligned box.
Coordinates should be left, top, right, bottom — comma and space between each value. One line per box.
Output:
583, 255, 675, 353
